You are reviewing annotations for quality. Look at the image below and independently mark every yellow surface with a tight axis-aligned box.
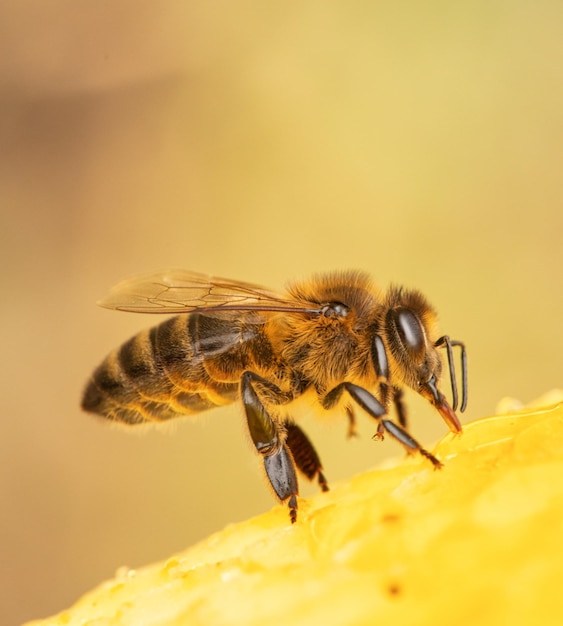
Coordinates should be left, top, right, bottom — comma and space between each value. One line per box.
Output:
27, 392, 563, 626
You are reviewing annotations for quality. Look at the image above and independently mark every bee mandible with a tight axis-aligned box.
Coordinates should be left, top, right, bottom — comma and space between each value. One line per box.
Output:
82, 270, 467, 523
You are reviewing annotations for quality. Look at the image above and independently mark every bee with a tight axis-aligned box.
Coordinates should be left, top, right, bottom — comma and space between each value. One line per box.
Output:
82, 270, 467, 523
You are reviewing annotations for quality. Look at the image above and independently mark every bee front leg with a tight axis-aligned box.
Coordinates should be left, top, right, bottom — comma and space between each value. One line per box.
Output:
392, 387, 408, 428
241, 372, 299, 523
323, 382, 442, 468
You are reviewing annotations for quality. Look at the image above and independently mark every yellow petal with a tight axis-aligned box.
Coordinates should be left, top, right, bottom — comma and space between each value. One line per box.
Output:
26, 390, 563, 626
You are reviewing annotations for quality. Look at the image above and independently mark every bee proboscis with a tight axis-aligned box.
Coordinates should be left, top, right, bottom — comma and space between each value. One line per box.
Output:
82, 269, 467, 522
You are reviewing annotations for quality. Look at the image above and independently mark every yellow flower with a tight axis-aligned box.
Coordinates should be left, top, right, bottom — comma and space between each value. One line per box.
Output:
27, 391, 563, 626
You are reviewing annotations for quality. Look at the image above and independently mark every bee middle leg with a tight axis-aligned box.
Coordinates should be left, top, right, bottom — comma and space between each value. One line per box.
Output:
322, 382, 441, 468
241, 371, 299, 523
345, 405, 358, 438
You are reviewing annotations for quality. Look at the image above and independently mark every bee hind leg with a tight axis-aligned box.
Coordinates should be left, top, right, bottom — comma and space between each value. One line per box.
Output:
284, 421, 329, 492
241, 372, 299, 523
263, 446, 299, 523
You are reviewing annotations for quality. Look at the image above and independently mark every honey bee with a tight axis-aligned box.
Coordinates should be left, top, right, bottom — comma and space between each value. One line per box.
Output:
82, 270, 467, 523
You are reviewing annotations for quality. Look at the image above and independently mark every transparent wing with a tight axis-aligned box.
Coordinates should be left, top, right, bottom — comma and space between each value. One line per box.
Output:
97, 269, 321, 314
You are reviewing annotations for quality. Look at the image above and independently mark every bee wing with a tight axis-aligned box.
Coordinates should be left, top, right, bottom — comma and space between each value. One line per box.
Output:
97, 269, 321, 315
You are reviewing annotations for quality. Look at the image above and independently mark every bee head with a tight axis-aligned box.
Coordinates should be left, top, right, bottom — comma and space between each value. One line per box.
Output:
384, 287, 462, 433
384, 287, 440, 384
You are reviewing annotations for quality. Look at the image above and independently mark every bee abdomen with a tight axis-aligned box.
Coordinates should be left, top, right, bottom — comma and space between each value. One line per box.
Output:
82, 320, 238, 425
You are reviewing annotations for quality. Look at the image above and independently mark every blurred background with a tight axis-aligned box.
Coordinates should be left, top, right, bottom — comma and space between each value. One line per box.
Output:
1, 1, 561, 624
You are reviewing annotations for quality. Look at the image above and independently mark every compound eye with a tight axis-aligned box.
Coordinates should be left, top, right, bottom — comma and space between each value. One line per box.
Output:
390, 308, 426, 358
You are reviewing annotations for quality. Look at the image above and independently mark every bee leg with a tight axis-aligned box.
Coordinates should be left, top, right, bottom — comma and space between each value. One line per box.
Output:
372, 421, 385, 441
392, 387, 408, 428
371, 334, 391, 408
379, 418, 442, 468
284, 421, 329, 492
263, 446, 299, 524
240, 371, 294, 405
241, 372, 299, 523
323, 382, 442, 468
345, 406, 358, 438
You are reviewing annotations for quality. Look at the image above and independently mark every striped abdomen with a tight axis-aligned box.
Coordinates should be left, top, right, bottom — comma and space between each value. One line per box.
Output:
82, 313, 270, 425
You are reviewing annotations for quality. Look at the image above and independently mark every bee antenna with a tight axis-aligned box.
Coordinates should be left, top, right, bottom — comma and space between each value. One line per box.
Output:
454, 340, 468, 412
434, 336, 468, 413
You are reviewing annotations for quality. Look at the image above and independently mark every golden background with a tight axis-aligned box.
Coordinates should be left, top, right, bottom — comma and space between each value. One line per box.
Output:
1, 2, 561, 624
